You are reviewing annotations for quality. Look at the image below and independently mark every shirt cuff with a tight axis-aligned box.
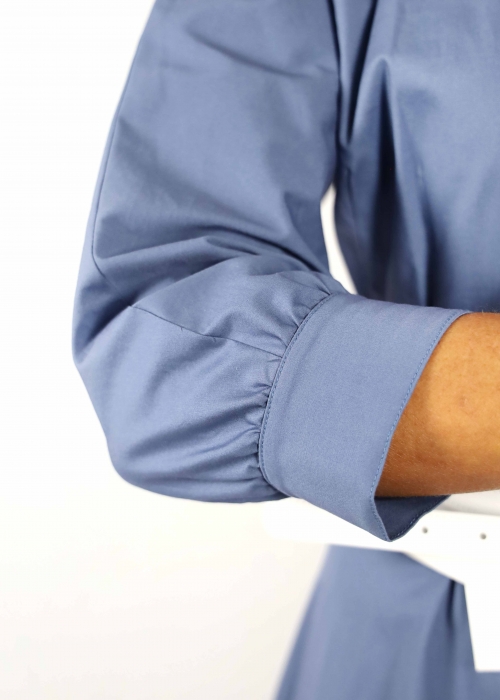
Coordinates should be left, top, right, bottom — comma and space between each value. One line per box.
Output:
259, 293, 469, 541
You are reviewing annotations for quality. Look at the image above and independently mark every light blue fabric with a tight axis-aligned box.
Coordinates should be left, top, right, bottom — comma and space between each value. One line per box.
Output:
277, 549, 500, 700
72, 0, 500, 697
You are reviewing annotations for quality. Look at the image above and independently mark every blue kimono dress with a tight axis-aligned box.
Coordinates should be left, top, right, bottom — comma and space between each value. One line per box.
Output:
72, 0, 500, 697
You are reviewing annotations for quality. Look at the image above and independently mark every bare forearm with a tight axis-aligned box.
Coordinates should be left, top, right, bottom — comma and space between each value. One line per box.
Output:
376, 313, 500, 497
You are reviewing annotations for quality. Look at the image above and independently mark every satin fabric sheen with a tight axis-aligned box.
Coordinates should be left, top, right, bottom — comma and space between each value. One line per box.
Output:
72, 0, 500, 697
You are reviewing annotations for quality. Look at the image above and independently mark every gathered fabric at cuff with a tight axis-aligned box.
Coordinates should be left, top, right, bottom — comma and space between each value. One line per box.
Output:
259, 293, 469, 542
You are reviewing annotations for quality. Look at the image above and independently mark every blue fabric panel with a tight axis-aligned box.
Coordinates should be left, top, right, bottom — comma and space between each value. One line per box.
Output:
276, 547, 500, 700
260, 293, 464, 540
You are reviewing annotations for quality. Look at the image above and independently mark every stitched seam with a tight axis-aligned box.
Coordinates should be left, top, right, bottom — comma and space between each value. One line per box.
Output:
259, 292, 337, 486
131, 304, 283, 359
85, 14, 304, 364
86, 45, 288, 360
88, 0, 182, 293
89, 27, 146, 296
369, 309, 470, 541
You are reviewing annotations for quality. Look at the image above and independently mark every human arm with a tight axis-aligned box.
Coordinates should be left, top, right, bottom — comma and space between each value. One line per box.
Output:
377, 312, 500, 497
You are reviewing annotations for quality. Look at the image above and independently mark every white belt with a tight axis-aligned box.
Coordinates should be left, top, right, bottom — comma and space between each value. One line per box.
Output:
262, 494, 500, 672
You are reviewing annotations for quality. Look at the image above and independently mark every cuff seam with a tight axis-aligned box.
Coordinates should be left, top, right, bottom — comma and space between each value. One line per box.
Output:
259, 291, 340, 490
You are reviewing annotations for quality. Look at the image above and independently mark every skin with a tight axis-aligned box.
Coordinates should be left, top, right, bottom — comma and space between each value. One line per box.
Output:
376, 312, 500, 498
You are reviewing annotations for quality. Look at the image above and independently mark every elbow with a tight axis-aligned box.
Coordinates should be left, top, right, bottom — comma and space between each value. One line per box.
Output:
73, 295, 285, 505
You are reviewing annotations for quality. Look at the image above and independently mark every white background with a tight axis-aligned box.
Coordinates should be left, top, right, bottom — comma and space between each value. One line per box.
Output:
0, 2, 355, 698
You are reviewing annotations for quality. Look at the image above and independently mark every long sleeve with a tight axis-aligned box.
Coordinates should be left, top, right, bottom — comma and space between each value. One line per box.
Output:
72, 0, 467, 541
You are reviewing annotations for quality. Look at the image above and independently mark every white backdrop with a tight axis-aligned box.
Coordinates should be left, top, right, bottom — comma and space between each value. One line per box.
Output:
0, 2, 354, 698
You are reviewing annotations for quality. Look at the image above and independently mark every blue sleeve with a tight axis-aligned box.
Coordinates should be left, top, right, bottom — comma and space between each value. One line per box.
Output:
72, 0, 467, 541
